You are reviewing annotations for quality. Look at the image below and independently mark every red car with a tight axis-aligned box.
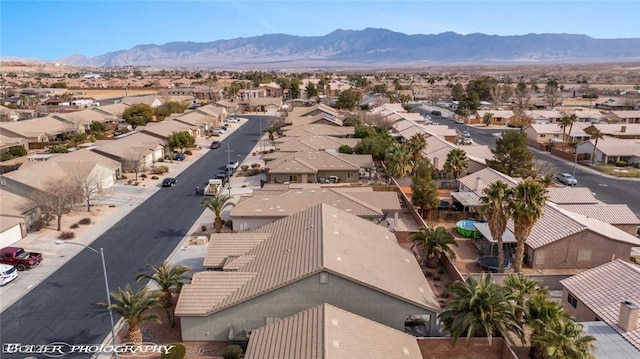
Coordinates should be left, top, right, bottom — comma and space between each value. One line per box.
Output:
210, 141, 221, 149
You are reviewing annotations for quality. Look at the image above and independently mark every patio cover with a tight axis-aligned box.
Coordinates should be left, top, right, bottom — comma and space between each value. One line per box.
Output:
451, 191, 482, 207
473, 222, 517, 244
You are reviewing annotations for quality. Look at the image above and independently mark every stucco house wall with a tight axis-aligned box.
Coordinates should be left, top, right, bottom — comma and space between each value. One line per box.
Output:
561, 288, 598, 321
527, 230, 634, 270
180, 272, 437, 341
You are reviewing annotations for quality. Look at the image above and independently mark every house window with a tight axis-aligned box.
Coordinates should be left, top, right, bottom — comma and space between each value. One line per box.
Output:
568, 293, 578, 308
347, 172, 353, 178
577, 249, 592, 262
535, 251, 545, 265
319, 272, 329, 284
540, 134, 546, 138
288, 175, 298, 182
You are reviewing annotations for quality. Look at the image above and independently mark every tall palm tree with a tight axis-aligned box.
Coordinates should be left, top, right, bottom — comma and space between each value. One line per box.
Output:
200, 193, 235, 233
589, 129, 605, 165
510, 180, 548, 273
479, 181, 511, 272
103, 284, 162, 344
440, 273, 524, 346
136, 261, 192, 327
384, 143, 412, 178
565, 114, 578, 147
443, 148, 469, 180
526, 293, 572, 359
558, 115, 573, 150
405, 133, 427, 168
533, 319, 596, 359
483, 112, 494, 126
408, 226, 458, 267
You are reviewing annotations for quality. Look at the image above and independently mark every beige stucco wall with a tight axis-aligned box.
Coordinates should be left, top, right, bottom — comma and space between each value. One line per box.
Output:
561, 288, 598, 321
529, 230, 634, 270
179, 272, 438, 341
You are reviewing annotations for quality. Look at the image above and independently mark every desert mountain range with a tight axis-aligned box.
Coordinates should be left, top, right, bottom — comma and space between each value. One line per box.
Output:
57, 28, 640, 69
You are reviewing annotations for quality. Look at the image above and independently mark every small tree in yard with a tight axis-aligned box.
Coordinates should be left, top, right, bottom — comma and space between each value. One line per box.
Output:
410, 159, 439, 218
167, 131, 196, 153
71, 166, 107, 212
34, 177, 80, 231
123, 103, 153, 128
122, 150, 145, 181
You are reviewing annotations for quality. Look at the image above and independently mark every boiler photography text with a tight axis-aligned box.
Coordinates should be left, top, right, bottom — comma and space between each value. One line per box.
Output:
2, 342, 175, 357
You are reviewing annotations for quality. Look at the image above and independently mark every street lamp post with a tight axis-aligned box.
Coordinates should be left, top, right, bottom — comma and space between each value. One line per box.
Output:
226, 143, 233, 196
572, 149, 578, 181
56, 240, 118, 358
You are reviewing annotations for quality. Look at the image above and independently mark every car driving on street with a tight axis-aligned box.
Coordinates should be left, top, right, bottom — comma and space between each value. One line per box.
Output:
162, 177, 177, 187
557, 173, 578, 186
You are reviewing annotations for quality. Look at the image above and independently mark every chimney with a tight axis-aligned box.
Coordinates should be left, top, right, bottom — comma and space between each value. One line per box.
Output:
475, 177, 483, 192
433, 157, 439, 170
618, 301, 640, 332
621, 125, 627, 133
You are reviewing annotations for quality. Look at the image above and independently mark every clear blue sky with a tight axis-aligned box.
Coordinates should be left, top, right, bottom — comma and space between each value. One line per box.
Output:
1, 0, 638, 60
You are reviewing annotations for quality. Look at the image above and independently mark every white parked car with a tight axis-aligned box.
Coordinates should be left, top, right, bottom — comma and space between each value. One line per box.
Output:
557, 173, 578, 186
455, 119, 465, 124
0, 264, 18, 286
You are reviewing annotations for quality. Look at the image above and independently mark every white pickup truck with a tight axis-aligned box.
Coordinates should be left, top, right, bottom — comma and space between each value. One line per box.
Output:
203, 179, 224, 195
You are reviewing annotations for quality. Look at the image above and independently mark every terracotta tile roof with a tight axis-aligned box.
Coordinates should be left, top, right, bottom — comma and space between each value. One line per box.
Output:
275, 135, 359, 152
203, 233, 270, 268
244, 303, 422, 359
177, 204, 439, 316
0, 116, 71, 138
586, 123, 640, 136
457, 167, 521, 194
522, 203, 640, 249
175, 271, 258, 316
547, 187, 599, 204
559, 204, 640, 225
266, 151, 372, 174
281, 124, 354, 137
580, 138, 640, 156
560, 259, 640, 350
230, 188, 400, 218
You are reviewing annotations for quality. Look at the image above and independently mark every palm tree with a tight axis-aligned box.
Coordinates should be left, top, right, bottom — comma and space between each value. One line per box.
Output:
405, 133, 427, 168
510, 180, 548, 273
408, 226, 458, 267
483, 112, 494, 126
135, 261, 192, 327
384, 143, 412, 178
526, 293, 572, 359
479, 181, 511, 272
566, 114, 578, 147
533, 319, 596, 359
440, 273, 525, 346
200, 193, 235, 233
589, 129, 605, 165
558, 115, 573, 150
103, 284, 162, 344
443, 148, 469, 181
537, 173, 555, 187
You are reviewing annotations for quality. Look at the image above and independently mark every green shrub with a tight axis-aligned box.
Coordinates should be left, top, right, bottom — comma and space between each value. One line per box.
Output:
424, 270, 435, 278
121, 175, 128, 180
160, 343, 185, 359
250, 163, 261, 168
615, 160, 627, 167
184, 150, 192, 155
78, 218, 91, 225
221, 345, 243, 359
152, 165, 169, 174
151, 176, 159, 180
157, 158, 165, 162
58, 231, 75, 240
140, 173, 148, 178
241, 164, 250, 171
433, 274, 442, 281
70, 223, 79, 229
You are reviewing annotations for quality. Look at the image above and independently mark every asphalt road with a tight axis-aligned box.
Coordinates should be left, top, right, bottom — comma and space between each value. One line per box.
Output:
442, 117, 640, 216
0, 116, 270, 358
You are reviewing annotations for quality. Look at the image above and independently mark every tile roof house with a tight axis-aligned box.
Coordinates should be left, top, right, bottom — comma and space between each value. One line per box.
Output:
546, 187, 599, 205
52, 108, 120, 132
265, 151, 373, 184
611, 110, 640, 124
175, 204, 440, 341
475, 110, 515, 125
518, 203, 640, 270
560, 259, 640, 354
244, 303, 423, 359
524, 123, 590, 145
230, 186, 401, 231
0, 116, 76, 143
575, 138, 640, 166
452, 167, 521, 207
136, 118, 200, 141
122, 95, 164, 108
280, 124, 355, 138
0, 188, 39, 245
583, 123, 640, 140
273, 135, 360, 153
559, 204, 640, 235
91, 132, 167, 168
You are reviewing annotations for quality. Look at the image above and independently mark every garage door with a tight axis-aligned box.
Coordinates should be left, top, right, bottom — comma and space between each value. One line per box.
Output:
0, 224, 23, 247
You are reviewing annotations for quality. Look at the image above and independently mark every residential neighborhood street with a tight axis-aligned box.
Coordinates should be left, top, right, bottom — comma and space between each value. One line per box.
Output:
449, 120, 640, 216
0, 116, 270, 357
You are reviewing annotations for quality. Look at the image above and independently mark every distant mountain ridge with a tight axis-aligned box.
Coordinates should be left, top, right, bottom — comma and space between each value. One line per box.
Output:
60, 28, 640, 69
